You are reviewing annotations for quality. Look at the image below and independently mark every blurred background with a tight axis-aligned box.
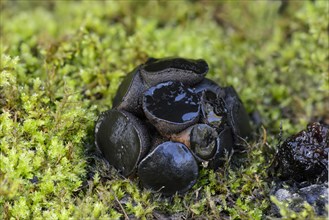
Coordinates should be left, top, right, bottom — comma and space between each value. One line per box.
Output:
1, 0, 327, 134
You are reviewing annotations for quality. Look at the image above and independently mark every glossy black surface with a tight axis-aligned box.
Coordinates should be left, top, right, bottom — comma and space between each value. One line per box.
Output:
200, 90, 227, 128
190, 124, 218, 160
144, 81, 200, 123
94, 109, 150, 177
138, 141, 198, 195
193, 78, 225, 97
144, 57, 208, 75
274, 122, 328, 182
143, 81, 200, 135
208, 126, 234, 170
140, 57, 209, 86
224, 86, 252, 145
112, 67, 146, 116
95, 57, 253, 195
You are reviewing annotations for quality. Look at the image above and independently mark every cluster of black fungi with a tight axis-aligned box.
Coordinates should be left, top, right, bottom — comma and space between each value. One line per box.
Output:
95, 57, 253, 195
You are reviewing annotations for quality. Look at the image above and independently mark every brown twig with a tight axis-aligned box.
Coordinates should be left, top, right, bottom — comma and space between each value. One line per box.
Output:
112, 190, 129, 220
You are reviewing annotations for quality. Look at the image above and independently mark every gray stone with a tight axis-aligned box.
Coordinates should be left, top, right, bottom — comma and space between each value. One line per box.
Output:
298, 184, 328, 215
270, 182, 328, 217
275, 189, 292, 201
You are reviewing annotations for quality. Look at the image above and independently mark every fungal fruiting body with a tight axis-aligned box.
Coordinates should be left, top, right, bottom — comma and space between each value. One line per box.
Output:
95, 57, 252, 195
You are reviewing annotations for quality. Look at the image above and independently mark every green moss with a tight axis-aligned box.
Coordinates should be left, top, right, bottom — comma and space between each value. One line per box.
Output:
1, 1, 328, 219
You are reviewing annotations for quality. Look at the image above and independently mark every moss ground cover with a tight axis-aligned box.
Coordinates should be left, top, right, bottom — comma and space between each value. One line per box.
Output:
0, 1, 328, 219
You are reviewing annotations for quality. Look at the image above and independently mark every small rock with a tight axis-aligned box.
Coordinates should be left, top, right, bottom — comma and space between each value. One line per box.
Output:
274, 122, 328, 182
275, 188, 292, 201
299, 184, 328, 215
271, 182, 328, 216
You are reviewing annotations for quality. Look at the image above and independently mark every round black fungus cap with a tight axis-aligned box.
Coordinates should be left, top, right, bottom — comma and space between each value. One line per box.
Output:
138, 141, 199, 195
190, 124, 218, 161
95, 109, 150, 177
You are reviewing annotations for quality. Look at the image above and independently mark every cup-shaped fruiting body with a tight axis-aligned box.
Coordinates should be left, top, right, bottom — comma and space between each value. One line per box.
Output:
193, 78, 225, 98
112, 66, 146, 116
208, 126, 234, 170
200, 90, 227, 128
138, 141, 199, 195
170, 124, 218, 161
273, 122, 328, 182
223, 86, 252, 145
143, 81, 201, 136
140, 57, 209, 87
95, 109, 150, 177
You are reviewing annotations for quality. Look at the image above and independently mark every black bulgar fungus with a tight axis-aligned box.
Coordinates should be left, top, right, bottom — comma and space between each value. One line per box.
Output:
137, 141, 199, 195
140, 57, 209, 86
193, 78, 225, 97
200, 90, 227, 129
170, 124, 218, 161
274, 122, 329, 182
143, 81, 201, 135
112, 67, 146, 116
194, 78, 226, 129
95, 109, 150, 177
208, 126, 234, 170
95, 57, 253, 195
190, 124, 218, 161
223, 86, 252, 145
